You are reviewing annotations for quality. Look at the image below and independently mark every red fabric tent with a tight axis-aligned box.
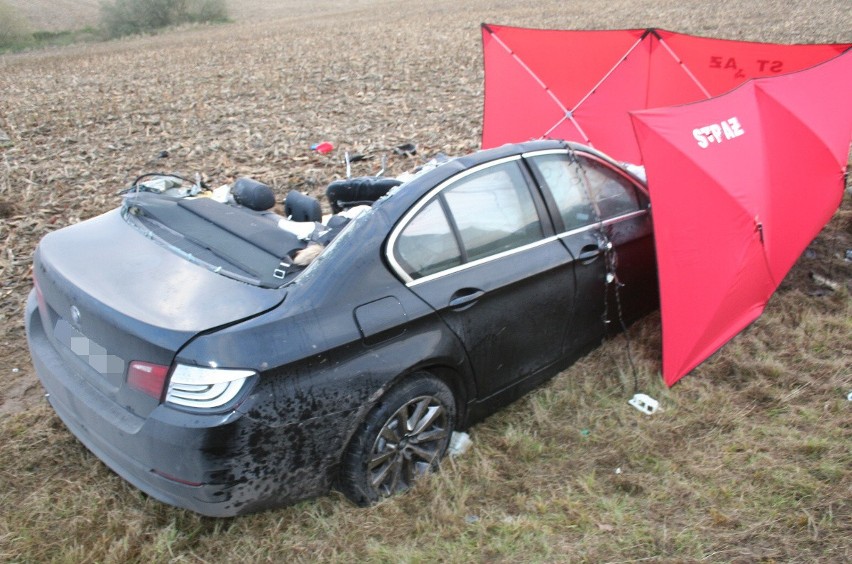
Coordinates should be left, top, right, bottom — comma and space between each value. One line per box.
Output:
630, 50, 852, 386
482, 25, 850, 163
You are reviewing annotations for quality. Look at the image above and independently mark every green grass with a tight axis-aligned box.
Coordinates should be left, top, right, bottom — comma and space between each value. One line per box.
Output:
0, 27, 102, 53
32, 27, 100, 46
0, 0, 229, 54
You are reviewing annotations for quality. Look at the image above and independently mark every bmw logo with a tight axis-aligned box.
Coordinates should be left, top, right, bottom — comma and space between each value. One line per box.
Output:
70, 305, 82, 327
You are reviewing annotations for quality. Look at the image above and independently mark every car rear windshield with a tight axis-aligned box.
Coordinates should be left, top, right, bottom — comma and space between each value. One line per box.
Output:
121, 193, 304, 288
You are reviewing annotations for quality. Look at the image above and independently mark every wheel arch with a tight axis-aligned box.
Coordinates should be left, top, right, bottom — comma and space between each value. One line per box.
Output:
336, 366, 461, 505
411, 363, 471, 429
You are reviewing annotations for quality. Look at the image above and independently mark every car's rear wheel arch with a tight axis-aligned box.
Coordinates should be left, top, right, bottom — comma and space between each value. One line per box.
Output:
413, 364, 469, 427
372, 362, 470, 427
336, 367, 464, 505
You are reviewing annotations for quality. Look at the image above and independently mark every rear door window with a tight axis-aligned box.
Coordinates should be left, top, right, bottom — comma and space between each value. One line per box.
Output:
391, 160, 545, 281
441, 162, 544, 262
393, 199, 462, 279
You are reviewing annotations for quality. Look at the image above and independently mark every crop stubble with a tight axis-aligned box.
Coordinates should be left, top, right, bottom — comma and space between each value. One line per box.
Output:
0, 0, 849, 413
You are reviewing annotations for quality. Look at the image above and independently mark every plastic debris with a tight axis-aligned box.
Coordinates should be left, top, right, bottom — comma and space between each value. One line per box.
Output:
845, 249, 852, 262
210, 184, 234, 204
394, 142, 417, 156
311, 141, 334, 154
847, 391, 852, 401
448, 431, 472, 456
142, 177, 178, 192
628, 393, 658, 415
809, 272, 839, 291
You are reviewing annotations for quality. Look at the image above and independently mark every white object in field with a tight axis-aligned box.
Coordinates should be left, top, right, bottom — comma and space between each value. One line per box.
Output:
139, 177, 180, 193
809, 272, 839, 291
628, 393, 658, 415
448, 431, 473, 457
210, 184, 233, 204
847, 391, 852, 401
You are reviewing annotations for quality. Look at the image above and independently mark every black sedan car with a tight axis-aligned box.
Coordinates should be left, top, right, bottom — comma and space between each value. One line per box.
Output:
26, 140, 657, 516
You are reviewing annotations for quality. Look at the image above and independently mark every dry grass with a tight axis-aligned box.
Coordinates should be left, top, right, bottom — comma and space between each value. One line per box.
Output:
0, 0, 850, 561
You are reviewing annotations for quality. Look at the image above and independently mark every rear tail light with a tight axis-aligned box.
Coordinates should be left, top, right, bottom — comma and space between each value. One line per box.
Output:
165, 364, 255, 410
127, 361, 170, 400
32, 274, 46, 313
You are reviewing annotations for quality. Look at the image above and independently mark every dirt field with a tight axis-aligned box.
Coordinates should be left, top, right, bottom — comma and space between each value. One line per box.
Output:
1, 0, 848, 417
0, 0, 850, 561
2, 0, 388, 31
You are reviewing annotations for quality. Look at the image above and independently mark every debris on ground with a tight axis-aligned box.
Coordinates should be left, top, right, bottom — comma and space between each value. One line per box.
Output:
394, 143, 417, 156
448, 431, 473, 456
808, 272, 840, 291
311, 142, 334, 154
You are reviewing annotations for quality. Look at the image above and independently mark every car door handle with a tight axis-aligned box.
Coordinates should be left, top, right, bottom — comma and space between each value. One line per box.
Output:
578, 244, 602, 262
448, 289, 485, 310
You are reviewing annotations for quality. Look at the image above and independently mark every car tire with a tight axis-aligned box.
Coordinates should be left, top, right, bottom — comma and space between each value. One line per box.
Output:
340, 373, 457, 506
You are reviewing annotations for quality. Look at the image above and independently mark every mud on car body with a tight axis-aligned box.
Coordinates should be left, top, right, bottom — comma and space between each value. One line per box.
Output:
26, 140, 658, 516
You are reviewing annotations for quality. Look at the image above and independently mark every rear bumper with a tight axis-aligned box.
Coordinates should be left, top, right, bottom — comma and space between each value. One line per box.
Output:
25, 290, 350, 516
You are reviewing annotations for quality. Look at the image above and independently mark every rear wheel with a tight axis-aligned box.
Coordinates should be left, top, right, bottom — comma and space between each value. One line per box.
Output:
340, 374, 456, 505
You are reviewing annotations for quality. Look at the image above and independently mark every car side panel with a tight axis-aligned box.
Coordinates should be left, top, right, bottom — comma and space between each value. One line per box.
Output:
405, 239, 576, 399
165, 308, 471, 513
603, 211, 658, 327
166, 210, 477, 511
556, 227, 608, 353
175, 208, 476, 414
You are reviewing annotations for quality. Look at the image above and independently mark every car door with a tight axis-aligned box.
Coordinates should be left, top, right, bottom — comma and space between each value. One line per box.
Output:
578, 155, 657, 325
387, 156, 579, 400
525, 149, 656, 350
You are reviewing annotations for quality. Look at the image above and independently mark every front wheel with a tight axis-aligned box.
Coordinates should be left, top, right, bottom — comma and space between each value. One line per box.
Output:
340, 374, 457, 505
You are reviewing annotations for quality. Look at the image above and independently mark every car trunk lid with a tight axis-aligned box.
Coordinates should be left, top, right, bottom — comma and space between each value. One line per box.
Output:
33, 208, 287, 417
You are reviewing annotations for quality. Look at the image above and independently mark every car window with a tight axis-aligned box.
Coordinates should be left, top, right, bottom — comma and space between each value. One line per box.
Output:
442, 161, 544, 262
529, 153, 596, 230
531, 154, 641, 228
392, 160, 545, 281
581, 158, 641, 219
394, 199, 462, 279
